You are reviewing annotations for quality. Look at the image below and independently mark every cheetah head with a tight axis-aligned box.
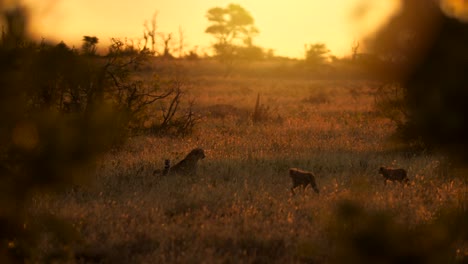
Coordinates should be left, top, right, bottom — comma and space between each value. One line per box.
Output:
189, 148, 206, 160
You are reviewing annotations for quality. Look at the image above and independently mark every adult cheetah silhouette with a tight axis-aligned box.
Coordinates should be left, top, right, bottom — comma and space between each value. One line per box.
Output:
154, 148, 205, 176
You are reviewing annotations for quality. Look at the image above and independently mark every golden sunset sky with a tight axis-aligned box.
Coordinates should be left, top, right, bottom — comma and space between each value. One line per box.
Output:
23, 0, 400, 58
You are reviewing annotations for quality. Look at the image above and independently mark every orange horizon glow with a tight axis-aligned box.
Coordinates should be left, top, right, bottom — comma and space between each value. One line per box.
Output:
22, 0, 400, 58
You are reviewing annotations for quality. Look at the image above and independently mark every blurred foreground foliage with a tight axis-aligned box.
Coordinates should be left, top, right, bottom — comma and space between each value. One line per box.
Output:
371, 0, 468, 163
0, 3, 126, 263
327, 200, 467, 264
0, 0, 198, 260
355, 1, 468, 262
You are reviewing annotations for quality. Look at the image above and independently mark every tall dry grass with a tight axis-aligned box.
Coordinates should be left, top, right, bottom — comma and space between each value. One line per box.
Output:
31, 63, 467, 263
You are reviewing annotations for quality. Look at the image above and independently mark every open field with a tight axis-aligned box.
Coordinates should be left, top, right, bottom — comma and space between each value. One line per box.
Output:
32, 61, 467, 263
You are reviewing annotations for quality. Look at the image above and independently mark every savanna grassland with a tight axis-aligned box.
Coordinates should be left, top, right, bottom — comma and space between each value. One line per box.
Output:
32, 60, 467, 263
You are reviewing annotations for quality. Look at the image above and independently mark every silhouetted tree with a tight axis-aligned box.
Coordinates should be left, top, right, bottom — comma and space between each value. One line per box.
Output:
159, 32, 173, 58
177, 26, 185, 58
81, 35, 99, 56
143, 11, 158, 53
305, 43, 330, 67
205, 3, 260, 74
205, 3, 258, 51
351, 40, 360, 61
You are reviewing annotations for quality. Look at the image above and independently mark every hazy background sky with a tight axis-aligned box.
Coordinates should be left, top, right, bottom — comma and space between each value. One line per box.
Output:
24, 0, 400, 58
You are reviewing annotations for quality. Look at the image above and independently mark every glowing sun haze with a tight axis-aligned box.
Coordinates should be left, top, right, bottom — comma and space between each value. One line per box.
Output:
24, 0, 399, 58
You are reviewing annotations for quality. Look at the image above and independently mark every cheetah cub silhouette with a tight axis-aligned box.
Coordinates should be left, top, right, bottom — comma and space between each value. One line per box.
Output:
378, 167, 409, 185
289, 168, 319, 194
154, 148, 205, 176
